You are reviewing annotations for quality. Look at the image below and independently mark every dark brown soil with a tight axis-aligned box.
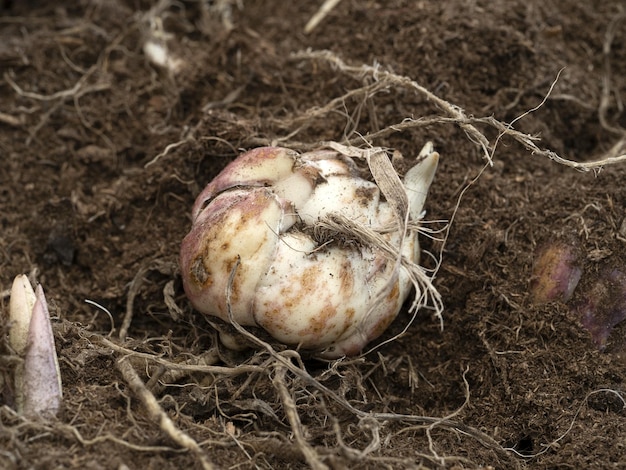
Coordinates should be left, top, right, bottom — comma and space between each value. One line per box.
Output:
1, 1, 626, 468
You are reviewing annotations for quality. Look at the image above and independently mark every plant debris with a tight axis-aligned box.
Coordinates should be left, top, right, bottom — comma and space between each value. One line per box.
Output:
1, 0, 626, 468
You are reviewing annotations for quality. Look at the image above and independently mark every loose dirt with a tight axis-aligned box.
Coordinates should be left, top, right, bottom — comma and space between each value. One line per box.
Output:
1, 1, 625, 468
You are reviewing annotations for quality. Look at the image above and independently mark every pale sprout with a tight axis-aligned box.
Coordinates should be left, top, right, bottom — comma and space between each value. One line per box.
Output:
180, 144, 439, 358
5, 274, 62, 417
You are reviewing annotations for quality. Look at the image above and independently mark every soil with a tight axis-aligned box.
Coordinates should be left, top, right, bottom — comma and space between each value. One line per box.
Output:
1, 0, 626, 468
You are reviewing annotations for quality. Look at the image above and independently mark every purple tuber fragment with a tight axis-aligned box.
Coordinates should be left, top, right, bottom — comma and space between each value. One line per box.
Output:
530, 241, 582, 304
576, 269, 626, 349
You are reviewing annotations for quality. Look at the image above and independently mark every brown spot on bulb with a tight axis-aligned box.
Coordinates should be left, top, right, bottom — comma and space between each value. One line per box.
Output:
387, 282, 400, 302
355, 185, 378, 207
306, 304, 338, 337
191, 256, 211, 286
339, 260, 354, 293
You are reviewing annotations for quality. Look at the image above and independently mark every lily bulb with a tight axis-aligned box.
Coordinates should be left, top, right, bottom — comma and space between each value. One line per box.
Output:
8, 275, 62, 417
180, 144, 439, 358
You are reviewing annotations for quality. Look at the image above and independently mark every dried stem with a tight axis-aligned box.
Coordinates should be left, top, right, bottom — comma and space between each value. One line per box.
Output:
95, 334, 263, 376
291, 49, 493, 163
599, 10, 626, 136
223, 259, 517, 466
291, 49, 626, 172
116, 356, 216, 470
305, 0, 343, 34
120, 258, 177, 341
272, 366, 329, 470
